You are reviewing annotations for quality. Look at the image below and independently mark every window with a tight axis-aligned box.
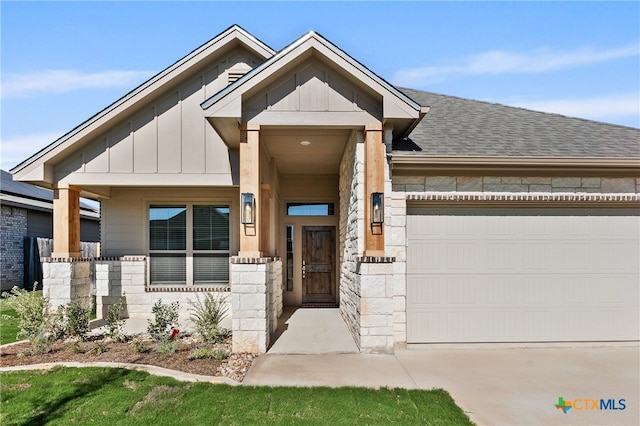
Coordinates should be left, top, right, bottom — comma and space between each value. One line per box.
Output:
286, 202, 334, 216
285, 225, 294, 291
149, 204, 229, 286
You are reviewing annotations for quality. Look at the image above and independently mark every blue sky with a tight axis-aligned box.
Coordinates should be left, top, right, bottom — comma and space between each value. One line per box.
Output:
1, 1, 639, 171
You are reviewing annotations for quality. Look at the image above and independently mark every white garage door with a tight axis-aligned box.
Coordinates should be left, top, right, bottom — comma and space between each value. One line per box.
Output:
407, 208, 640, 343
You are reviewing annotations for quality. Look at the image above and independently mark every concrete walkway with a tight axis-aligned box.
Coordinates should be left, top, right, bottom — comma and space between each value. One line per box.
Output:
245, 309, 640, 425
267, 307, 359, 354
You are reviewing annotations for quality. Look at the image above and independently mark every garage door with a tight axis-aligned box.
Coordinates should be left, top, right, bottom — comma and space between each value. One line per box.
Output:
407, 208, 640, 343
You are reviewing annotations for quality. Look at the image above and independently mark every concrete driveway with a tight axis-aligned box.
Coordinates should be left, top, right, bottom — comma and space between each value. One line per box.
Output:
395, 344, 639, 425
245, 309, 639, 424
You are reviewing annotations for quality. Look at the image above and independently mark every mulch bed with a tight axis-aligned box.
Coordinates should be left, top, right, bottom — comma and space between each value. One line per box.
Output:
0, 335, 256, 382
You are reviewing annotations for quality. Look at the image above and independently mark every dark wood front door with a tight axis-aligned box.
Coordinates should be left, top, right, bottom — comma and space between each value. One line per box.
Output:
302, 226, 336, 305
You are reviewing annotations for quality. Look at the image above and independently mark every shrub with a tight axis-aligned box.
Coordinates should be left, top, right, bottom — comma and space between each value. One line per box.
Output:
130, 337, 149, 353
104, 297, 127, 342
157, 339, 180, 354
188, 346, 229, 360
88, 341, 108, 355
147, 299, 180, 343
188, 293, 229, 344
1, 286, 62, 353
64, 300, 91, 339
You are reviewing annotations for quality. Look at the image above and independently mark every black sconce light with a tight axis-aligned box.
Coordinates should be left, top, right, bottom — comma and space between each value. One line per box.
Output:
241, 192, 255, 225
371, 192, 384, 226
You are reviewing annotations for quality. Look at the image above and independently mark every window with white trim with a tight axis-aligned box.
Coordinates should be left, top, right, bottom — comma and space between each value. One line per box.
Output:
149, 204, 229, 286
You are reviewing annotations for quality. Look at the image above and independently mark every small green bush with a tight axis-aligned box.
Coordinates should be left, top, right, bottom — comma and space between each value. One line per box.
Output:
104, 297, 127, 342
64, 300, 91, 339
147, 299, 180, 343
0, 286, 62, 353
130, 337, 149, 353
188, 292, 229, 344
88, 341, 108, 355
157, 339, 179, 354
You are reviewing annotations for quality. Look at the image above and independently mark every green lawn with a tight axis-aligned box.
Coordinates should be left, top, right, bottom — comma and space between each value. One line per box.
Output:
0, 297, 20, 345
0, 367, 474, 425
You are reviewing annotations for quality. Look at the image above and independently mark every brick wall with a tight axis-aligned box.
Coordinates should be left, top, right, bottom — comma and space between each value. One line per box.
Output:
0, 205, 27, 291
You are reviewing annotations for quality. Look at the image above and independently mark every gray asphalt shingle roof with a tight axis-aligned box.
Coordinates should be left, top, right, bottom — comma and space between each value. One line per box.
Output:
1, 170, 98, 213
397, 88, 640, 158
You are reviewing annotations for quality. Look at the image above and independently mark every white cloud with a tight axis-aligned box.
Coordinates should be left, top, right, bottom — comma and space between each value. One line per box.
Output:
0, 131, 64, 171
503, 93, 640, 127
392, 44, 639, 87
2, 69, 155, 98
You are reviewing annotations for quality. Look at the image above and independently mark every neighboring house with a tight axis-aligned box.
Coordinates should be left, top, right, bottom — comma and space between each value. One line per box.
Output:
10, 26, 639, 353
0, 170, 100, 291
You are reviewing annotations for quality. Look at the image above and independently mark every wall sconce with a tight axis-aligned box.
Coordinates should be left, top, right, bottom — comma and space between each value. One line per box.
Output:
371, 192, 384, 226
241, 192, 255, 225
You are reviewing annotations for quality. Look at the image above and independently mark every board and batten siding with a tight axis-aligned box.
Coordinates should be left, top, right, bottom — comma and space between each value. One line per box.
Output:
54, 48, 263, 185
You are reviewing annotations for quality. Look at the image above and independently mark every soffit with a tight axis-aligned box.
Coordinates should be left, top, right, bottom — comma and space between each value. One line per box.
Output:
261, 127, 350, 175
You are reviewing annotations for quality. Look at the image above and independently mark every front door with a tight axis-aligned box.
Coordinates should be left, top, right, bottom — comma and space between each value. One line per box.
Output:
302, 226, 336, 305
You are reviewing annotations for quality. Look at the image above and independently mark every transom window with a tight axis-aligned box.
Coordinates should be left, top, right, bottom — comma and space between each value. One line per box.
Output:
286, 202, 335, 216
149, 204, 229, 286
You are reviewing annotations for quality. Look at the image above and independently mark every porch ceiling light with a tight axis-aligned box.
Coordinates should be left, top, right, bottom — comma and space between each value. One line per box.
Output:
371, 192, 384, 226
299, 140, 311, 146
241, 192, 255, 225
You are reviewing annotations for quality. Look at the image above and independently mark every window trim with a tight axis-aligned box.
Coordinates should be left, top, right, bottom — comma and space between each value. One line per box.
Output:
147, 202, 232, 287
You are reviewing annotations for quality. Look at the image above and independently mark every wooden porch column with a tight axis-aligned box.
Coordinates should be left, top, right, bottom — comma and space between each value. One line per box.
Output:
364, 123, 385, 256
52, 184, 82, 258
239, 124, 262, 257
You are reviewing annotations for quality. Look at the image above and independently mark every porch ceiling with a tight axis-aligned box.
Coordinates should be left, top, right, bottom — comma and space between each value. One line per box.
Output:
261, 127, 350, 175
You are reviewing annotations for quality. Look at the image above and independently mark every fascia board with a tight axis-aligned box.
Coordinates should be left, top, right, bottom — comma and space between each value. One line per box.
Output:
10, 25, 275, 177
391, 155, 640, 172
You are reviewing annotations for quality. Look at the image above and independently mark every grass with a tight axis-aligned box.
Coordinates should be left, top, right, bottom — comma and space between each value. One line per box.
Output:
0, 367, 474, 425
0, 297, 20, 345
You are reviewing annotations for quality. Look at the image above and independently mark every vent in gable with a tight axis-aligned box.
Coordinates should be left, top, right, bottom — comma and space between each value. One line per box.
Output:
227, 63, 253, 86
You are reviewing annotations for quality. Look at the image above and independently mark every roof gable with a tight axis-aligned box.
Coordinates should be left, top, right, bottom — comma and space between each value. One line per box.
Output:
11, 25, 275, 185
202, 31, 423, 146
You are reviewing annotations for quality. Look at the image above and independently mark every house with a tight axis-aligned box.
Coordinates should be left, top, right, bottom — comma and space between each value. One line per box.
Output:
0, 170, 100, 291
10, 25, 639, 353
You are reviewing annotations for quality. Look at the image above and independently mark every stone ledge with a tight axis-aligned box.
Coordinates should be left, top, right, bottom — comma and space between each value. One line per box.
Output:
357, 256, 396, 264
230, 256, 280, 264
41, 257, 93, 263
95, 256, 147, 262
407, 192, 640, 202
145, 286, 230, 293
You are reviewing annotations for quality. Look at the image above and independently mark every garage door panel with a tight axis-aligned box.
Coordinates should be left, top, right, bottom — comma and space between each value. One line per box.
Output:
406, 211, 640, 343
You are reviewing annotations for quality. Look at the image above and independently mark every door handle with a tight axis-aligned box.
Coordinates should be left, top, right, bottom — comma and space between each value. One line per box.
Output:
302, 260, 306, 279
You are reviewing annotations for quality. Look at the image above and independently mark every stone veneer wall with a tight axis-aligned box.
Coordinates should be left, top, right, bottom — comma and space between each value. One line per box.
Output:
0, 205, 27, 291
95, 256, 232, 330
338, 130, 364, 348
42, 258, 92, 309
357, 257, 395, 352
230, 257, 282, 354
392, 176, 640, 194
